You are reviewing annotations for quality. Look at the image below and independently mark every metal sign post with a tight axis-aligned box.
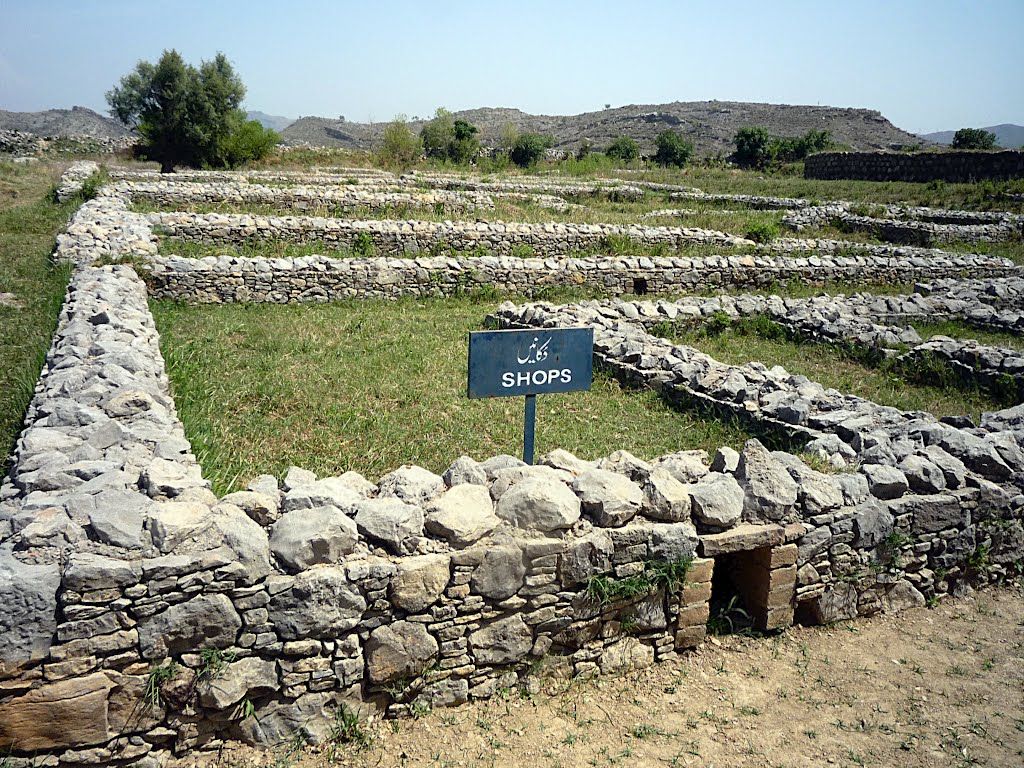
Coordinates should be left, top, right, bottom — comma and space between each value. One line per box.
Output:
523, 394, 537, 464
468, 327, 594, 464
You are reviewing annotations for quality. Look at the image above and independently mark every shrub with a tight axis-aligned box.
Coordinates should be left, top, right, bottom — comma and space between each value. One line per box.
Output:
772, 129, 832, 162
510, 133, 553, 168
951, 128, 997, 150
420, 108, 454, 161
377, 116, 422, 170
734, 126, 773, 167
734, 127, 832, 168
605, 136, 640, 163
106, 49, 278, 172
451, 120, 480, 164
221, 120, 281, 167
745, 222, 779, 243
420, 108, 480, 165
576, 138, 593, 160
654, 129, 694, 168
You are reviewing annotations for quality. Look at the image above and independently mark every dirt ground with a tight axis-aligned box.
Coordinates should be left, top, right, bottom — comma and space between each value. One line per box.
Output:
173, 585, 1024, 768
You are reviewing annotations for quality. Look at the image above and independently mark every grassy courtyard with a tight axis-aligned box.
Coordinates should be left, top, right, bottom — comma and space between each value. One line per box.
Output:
151, 297, 755, 494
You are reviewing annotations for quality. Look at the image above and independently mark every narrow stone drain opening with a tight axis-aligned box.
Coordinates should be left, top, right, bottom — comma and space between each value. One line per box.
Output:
632, 277, 648, 295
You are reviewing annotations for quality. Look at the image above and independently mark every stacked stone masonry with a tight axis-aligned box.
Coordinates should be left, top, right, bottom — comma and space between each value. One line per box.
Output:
576, 282, 1024, 400
805, 150, 1024, 183
1, 162, 1022, 764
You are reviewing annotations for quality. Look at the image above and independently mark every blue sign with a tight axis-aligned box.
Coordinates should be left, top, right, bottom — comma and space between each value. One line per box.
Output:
467, 328, 594, 399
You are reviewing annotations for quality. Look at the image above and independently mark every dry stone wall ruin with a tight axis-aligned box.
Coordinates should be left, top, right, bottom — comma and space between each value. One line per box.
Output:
1, 162, 1022, 764
804, 150, 1024, 183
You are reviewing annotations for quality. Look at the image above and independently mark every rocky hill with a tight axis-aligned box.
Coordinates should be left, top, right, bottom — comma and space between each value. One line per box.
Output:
0, 106, 132, 138
282, 101, 925, 155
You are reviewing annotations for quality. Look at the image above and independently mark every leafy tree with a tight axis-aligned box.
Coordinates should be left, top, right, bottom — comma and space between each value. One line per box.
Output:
654, 130, 694, 167
221, 119, 281, 166
772, 129, 832, 162
420, 108, 480, 165
951, 128, 997, 150
106, 49, 277, 172
734, 126, 773, 167
498, 123, 520, 155
510, 133, 553, 168
450, 119, 480, 164
605, 136, 640, 163
378, 116, 422, 169
421, 108, 455, 160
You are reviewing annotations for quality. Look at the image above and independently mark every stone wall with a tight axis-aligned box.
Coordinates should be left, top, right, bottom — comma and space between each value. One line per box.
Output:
55, 161, 101, 202
121, 180, 496, 214
783, 203, 1024, 246
1, 163, 1022, 764
805, 151, 1024, 183
148, 210, 753, 257
143, 250, 1016, 304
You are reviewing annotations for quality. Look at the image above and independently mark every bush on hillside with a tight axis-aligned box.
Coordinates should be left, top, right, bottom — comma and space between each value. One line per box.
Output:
734, 126, 832, 168
420, 108, 482, 165
734, 126, 773, 168
605, 136, 640, 163
378, 116, 422, 169
654, 130, 694, 167
510, 133, 553, 168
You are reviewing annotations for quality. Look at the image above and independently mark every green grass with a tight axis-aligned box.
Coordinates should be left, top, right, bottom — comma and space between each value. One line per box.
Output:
912, 320, 1024, 351
664, 321, 1009, 422
601, 165, 1024, 213
135, 194, 785, 235
247, 150, 1024, 213
0, 160, 75, 476
150, 297, 755, 494
156, 233, 758, 263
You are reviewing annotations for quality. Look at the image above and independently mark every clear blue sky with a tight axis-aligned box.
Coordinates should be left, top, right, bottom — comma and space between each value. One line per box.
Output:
2, 0, 1022, 134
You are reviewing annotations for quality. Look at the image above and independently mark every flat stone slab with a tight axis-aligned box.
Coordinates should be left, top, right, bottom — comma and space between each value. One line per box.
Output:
698, 523, 785, 557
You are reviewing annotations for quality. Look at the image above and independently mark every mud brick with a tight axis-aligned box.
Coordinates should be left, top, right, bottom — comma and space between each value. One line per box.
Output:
687, 557, 714, 583
681, 581, 712, 605
769, 544, 798, 569
677, 603, 710, 627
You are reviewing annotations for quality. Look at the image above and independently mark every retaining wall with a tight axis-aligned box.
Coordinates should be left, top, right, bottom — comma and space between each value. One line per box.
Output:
805, 151, 1024, 183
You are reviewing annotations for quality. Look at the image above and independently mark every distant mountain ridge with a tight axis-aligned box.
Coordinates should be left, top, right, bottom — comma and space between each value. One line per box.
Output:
0, 101, 933, 156
0, 105, 296, 139
246, 111, 293, 132
281, 101, 925, 155
918, 124, 1024, 149
0, 106, 131, 138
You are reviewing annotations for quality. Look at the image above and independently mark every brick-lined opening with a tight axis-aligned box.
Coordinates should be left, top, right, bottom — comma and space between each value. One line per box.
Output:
709, 549, 764, 633
708, 543, 798, 633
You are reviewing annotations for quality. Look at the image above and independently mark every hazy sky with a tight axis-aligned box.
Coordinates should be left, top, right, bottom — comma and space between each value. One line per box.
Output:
2, 0, 1022, 134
